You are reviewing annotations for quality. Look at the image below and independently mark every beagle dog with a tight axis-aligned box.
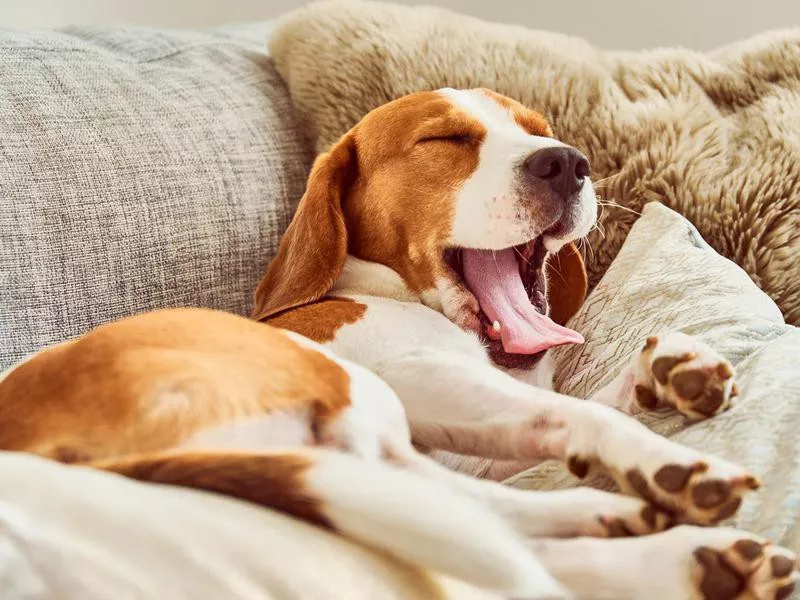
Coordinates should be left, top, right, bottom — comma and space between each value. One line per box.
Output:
0, 89, 796, 600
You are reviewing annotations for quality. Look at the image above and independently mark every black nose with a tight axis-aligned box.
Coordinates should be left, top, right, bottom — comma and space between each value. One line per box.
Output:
524, 147, 590, 197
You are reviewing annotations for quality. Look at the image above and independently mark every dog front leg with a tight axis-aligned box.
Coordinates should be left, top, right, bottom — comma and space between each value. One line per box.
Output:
379, 350, 758, 527
392, 447, 670, 538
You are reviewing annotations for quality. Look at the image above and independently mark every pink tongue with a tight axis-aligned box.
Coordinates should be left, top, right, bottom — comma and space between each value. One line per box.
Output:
461, 248, 584, 354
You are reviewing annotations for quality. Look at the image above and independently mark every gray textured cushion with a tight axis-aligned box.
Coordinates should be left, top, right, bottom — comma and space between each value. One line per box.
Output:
0, 24, 311, 370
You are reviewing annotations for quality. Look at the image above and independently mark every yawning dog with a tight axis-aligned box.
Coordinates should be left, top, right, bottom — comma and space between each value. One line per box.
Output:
0, 89, 795, 599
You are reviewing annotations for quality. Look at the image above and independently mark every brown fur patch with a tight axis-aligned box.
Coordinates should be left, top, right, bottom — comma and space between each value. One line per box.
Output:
269, 297, 367, 343
346, 93, 486, 294
0, 308, 352, 460
478, 88, 553, 137
94, 450, 332, 527
252, 91, 487, 321
251, 134, 356, 322
252, 89, 590, 367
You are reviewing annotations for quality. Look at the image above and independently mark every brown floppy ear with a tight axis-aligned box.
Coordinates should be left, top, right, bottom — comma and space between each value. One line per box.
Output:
252, 134, 356, 322
545, 243, 588, 326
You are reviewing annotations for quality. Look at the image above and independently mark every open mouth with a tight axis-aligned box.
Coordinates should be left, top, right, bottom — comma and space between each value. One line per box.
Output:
444, 238, 584, 366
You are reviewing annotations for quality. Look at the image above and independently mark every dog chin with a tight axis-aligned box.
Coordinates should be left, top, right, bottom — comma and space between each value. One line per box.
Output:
484, 338, 549, 370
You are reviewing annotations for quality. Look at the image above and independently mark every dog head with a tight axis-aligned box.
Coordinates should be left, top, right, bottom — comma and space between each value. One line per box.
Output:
253, 89, 596, 367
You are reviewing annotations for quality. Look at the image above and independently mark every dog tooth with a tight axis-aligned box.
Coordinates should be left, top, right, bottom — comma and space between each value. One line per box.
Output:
493, 320, 502, 332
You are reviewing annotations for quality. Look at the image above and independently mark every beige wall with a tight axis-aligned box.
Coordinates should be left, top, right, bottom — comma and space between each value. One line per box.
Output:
2, 0, 798, 50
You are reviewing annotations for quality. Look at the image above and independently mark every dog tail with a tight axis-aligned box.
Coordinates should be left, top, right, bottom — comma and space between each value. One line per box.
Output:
89, 448, 563, 598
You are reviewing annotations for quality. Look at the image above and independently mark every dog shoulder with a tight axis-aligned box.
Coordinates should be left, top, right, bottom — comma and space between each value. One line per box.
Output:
265, 296, 368, 344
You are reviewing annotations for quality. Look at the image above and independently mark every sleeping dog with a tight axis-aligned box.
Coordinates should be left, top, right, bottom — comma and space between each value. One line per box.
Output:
0, 89, 795, 599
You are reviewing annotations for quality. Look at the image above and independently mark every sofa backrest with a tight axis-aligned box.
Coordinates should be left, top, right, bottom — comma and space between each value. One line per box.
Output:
0, 24, 311, 370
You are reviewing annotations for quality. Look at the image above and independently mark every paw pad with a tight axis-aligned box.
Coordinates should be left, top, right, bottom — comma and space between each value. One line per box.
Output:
692, 479, 731, 509
732, 539, 763, 561
693, 539, 797, 600
595, 503, 671, 538
772, 555, 796, 578
623, 462, 757, 525
635, 384, 659, 409
652, 352, 696, 385
567, 455, 591, 478
654, 463, 707, 493
695, 546, 745, 600
597, 515, 635, 538
641, 334, 738, 419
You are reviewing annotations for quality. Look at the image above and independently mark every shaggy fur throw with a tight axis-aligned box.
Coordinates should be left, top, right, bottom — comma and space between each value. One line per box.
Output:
270, 0, 800, 323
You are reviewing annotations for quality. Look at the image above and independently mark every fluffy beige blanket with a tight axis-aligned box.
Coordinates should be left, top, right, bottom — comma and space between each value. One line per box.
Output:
270, 0, 800, 324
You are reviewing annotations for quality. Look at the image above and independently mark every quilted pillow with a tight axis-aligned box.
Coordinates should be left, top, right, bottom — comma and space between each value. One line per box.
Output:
506, 202, 800, 550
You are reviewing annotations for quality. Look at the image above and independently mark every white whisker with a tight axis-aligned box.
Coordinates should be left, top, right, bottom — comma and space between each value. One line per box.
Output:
596, 198, 642, 217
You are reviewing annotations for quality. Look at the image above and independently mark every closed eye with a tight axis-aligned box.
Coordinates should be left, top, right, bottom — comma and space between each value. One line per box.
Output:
416, 133, 473, 145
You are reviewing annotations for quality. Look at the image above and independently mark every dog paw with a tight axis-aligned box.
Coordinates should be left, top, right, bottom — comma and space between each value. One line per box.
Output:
621, 449, 760, 526
670, 527, 797, 600
527, 526, 795, 600
568, 437, 759, 526
560, 489, 673, 538
635, 332, 738, 419
595, 501, 672, 538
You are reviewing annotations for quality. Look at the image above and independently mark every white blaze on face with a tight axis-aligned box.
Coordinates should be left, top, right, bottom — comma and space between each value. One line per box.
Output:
437, 88, 597, 251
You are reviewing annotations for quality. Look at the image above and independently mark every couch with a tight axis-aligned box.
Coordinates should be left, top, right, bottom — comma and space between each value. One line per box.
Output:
1, 13, 798, 600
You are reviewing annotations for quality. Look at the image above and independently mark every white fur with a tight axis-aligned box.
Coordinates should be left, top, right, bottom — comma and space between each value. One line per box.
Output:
243, 331, 569, 597
164, 88, 782, 598
590, 331, 737, 418
178, 410, 315, 449
283, 330, 411, 458
326, 267, 751, 489
334, 255, 417, 302
168, 327, 568, 596
314, 268, 772, 598
306, 450, 567, 598
438, 88, 597, 253
440, 88, 562, 249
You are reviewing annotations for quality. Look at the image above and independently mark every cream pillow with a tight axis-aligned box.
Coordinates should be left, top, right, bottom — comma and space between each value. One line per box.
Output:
507, 202, 800, 549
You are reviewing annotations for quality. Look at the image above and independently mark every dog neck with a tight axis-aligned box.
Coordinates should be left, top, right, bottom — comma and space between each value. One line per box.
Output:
331, 255, 444, 311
